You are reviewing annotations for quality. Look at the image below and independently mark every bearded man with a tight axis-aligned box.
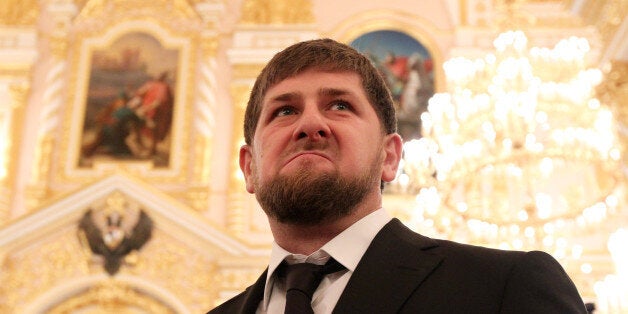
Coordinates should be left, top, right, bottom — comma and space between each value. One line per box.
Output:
208, 38, 586, 314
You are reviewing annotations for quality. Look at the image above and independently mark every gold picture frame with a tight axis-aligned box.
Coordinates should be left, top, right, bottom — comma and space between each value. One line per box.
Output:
78, 31, 177, 167
63, 21, 195, 182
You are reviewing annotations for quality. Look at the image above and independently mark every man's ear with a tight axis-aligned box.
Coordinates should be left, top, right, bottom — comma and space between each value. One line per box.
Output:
381, 133, 403, 183
239, 145, 255, 193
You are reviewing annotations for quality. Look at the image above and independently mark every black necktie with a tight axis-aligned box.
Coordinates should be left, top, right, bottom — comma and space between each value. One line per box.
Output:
280, 258, 345, 314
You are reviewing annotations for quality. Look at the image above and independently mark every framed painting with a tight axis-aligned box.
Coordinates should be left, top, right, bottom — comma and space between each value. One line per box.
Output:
78, 31, 178, 168
350, 30, 435, 141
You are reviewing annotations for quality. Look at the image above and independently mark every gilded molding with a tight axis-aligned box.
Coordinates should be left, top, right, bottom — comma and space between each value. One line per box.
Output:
48, 36, 70, 59
131, 231, 219, 313
201, 35, 219, 57
468, 1, 584, 29
191, 136, 212, 186
240, 0, 314, 25
28, 57, 66, 204
42, 2, 78, 60
0, 68, 33, 77
28, 134, 55, 208
218, 267, 266, 290
77, 0, 199, 21
1, 231, 88, 312
1, 82, 30, 174
192, 53, 219, 189
225, 84, 251, 236
0, 217, 223, 312
26, 2, 76, 206
493, 0, 538, 30
580, 0, 628, 46
186, 186, 211, 211
232, 64, 265, 81
0, 0, 39, 25
48, 281, 176, 313
8, 82, 30, 109
24, 185, 50, 210
0, 81, 29, 221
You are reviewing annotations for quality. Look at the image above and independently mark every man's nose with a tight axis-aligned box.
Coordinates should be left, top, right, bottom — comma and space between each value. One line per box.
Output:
293, 108, 330, 141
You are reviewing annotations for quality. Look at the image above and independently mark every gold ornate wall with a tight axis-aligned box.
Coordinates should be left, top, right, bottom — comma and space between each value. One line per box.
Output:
0, 0, 627, 312
0, 0, 270, 312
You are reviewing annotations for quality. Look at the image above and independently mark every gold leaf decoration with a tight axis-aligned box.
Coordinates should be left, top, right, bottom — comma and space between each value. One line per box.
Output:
240, 0, 314, 25
0, 0, 39, 25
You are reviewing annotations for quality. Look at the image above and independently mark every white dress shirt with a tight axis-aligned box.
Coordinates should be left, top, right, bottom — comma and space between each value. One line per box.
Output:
257, 208, 392, 314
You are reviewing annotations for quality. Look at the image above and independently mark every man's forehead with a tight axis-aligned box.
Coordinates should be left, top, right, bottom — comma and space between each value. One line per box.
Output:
262, 70, 363, 101
265, 87, 358, 102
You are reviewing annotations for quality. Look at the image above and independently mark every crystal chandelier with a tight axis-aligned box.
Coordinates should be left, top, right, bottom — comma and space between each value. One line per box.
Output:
393, 31, 624, 254
594, 228, 628, 313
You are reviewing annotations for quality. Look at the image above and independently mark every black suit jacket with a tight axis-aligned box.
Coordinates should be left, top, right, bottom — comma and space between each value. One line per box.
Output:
208, 218, 587, 313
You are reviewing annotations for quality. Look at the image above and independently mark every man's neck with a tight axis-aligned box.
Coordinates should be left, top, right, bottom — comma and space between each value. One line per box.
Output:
269, 202, 381, 255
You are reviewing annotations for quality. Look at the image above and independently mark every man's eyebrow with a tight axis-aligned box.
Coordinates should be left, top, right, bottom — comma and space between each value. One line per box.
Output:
268, 92, 301, 103
319, 88, 353, 97
266, 88, 353, 103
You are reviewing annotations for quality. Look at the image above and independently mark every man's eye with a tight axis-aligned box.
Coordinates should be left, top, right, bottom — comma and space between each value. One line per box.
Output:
330, 101, 351, 111
275, 106, 296, 117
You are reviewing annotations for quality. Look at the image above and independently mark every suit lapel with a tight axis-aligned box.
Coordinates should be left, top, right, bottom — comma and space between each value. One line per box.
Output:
333, 219, 443, 314
238, 269, 267, 314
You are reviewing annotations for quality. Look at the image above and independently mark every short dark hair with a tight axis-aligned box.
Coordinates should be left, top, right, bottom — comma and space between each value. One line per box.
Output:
243, 38, 397, 145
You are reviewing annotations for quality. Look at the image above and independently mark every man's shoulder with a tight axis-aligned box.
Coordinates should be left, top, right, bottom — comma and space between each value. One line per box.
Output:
206, 290, 248, 314
380, 218, 528, 263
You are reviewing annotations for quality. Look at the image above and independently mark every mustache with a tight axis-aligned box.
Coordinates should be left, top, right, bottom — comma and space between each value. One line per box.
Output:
299, 139, 329, 151
280, 139, 332, 165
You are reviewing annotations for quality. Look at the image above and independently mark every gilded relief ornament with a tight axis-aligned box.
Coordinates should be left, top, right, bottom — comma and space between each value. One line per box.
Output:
240, 0, 314, 24
0, 0, 38, 25
48, 280, 175, 314
597, 61, 628, 122
78, 195, 153, 275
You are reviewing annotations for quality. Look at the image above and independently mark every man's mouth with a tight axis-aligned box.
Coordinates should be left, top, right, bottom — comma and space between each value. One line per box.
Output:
285, 151, 331, 165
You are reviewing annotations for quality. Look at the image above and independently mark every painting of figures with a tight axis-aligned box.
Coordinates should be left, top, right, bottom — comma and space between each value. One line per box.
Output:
350, 30, 434, 141
79, 32, 177, 167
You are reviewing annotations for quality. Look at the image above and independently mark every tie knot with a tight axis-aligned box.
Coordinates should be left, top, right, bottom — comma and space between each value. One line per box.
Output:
281, 258, 344, 298
279, 258, 345, 314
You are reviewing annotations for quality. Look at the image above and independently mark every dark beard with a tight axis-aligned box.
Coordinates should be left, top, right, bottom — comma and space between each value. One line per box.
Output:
254, 164, 378, 226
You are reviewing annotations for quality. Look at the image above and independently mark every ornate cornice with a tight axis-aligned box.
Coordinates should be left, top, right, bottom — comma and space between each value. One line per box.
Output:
240, 0, 314, 24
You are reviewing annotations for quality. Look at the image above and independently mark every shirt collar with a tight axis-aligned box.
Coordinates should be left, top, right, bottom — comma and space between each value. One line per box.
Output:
320, 208, 391, 272
262, 208, 392, 308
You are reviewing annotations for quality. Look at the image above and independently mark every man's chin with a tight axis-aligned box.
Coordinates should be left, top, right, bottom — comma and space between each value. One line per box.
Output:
282, 158, 334, 174
279, 164, 336, 181
255, 168, 374, 226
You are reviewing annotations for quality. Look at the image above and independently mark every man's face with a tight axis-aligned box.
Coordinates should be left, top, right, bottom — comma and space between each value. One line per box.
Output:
239, 69, 401, 225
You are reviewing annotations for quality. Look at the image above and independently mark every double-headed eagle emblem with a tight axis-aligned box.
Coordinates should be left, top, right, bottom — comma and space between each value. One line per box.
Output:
78, 197, 153, 275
